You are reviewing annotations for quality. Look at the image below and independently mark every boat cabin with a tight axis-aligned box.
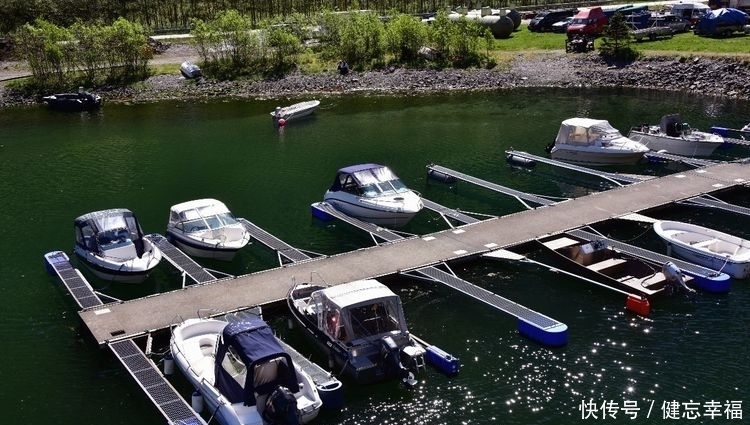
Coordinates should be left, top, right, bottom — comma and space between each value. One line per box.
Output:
168, 199, 242, 235
555, 118, 630, 147
328, 164, 410, 198
74, 209, 145, 258
310, 280, 408, 345
214, 316, 299, 406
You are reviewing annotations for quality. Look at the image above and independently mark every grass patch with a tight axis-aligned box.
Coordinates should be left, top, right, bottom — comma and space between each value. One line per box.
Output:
493, 25, 750, 58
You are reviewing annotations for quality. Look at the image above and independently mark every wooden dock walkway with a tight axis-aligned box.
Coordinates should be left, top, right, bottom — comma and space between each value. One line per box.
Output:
77, 162, 748, 345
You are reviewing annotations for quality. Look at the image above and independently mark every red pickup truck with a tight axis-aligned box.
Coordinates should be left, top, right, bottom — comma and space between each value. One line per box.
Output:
566, 7, 609, 37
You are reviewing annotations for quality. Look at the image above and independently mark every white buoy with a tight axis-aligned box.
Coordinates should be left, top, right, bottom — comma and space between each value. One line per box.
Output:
163, 353, 174, 375
191, 390, 204, 413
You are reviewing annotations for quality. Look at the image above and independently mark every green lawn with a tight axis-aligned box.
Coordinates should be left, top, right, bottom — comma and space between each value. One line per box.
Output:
494, 25, 750, 58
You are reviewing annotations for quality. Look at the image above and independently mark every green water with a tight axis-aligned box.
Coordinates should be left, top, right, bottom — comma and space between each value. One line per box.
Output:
2, 88, 749, 424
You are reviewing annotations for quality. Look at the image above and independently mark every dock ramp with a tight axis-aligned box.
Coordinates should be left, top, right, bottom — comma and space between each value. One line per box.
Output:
145, 234, 217, 285
238, 218, 314, 264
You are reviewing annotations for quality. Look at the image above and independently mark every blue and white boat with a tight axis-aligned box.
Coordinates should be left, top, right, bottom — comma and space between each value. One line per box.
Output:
170, 313, 323, 425
287, 279, 427, 386
165, 198, 251, 261
323, 164, 423, 227
654, 220, 750, 279
73, 208, 162, 283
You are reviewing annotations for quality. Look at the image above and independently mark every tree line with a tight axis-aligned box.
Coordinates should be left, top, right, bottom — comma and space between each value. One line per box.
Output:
1, 0, 598, 35
12, 9, 495, 91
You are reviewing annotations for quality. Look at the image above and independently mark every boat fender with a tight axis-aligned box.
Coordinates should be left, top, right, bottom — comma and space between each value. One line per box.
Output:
191, 390, 204, 413
163, 352, 174, 375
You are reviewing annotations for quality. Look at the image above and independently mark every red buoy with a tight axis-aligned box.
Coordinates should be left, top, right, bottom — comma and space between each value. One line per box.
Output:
625, 295, 650, 316
277, 118, 286, 127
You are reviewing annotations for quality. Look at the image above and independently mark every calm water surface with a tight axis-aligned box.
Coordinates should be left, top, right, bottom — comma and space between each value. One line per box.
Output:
2, 88, 749, 424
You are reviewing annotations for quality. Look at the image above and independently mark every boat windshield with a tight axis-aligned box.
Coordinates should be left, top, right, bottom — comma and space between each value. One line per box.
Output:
352, 167, 409, 197
346, 300, 402, 340
177, 211, 239, 232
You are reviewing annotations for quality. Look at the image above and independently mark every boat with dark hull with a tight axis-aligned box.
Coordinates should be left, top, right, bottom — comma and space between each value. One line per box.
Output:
43, 89, 101, 112
287, 279, 427, 386
537, 233, 696, 298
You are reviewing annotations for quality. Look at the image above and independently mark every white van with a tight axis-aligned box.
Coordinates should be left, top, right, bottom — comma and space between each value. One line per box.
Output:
669, 2, 711, 24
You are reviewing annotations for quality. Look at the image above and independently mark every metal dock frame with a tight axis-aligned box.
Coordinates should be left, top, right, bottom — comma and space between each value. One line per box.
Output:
311, 199, 568, 346
238, 218, 316, 265
145, 234, 217, 285
44, 251, 207, 425
679, 195, 750, 218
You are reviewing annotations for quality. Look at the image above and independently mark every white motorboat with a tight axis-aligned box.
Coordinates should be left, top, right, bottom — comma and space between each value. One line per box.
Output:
547, 118, 649, 166
323, 163, 423, 227
180, 61, 203, 79
165, 198, 251, 261
288, 279, 426, 385
653, 220, 750, 279
270, 100, 320, 124
73, 208, 162, 283
627, 114, 725, 157
170, 313, 323, 425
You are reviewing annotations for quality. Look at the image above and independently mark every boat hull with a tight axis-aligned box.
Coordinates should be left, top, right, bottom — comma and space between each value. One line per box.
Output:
550, 148, 645, 166
166, 230, 245, 261
628, 130, 722, 156
654, 220, 750, 279
73, 245, 161, 284
271, 100, 320, 123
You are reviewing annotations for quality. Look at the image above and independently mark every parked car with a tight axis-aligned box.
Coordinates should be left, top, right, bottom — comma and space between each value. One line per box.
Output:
566, 7, 609, 38
528, 9, 576, 32
551, 17, 574, 33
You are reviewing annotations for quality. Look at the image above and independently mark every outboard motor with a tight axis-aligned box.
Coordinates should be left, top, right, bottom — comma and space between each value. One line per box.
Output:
263, 386, 300, 425
662, 261, 696, 300
380, 336, 416, 388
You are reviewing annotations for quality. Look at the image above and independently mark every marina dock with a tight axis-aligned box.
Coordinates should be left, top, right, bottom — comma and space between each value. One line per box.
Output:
58, 161, 747, 347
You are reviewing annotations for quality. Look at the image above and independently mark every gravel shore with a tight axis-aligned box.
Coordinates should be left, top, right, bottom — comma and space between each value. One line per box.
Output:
2, 46, 750, 108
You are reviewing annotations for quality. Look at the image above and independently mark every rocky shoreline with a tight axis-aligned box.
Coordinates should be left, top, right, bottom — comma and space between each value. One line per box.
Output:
2, 51, 750, 108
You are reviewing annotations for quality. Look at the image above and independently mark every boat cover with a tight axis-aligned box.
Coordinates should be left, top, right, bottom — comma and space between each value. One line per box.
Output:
215, 316, 299, 405
697, 8, 748, 33
555, 118, 625, 146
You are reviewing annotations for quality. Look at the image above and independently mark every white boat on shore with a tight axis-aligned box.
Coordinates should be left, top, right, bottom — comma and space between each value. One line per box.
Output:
271, 100, 320, 125
323, 163, 423, 227
180, 61, 203, 79
547, 118, 649, 166
653, 220, 750, 279
170, 313, 323, 425
165, 198, 251, 261
73, 208, 162, 283
627, 114, 725, 157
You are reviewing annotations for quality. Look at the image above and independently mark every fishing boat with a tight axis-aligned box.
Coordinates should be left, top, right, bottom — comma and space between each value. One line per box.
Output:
323, 163, 423, 227
538, 233, 695, 297
170, 312, 323, 425
271, 100, 320, 125
287, 279, 427, 386
627, 114, 725, 156
653, 220, 750, 279
546, 118, 649, 166
73, 208, 162, 283
180, 61, 203, 79
165, 198, 251, 261
42, 87, 101, 112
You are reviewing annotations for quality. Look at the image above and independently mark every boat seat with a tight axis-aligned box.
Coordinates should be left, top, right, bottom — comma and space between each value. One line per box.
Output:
586, 258, 626, 272
692, 238, 719, 249
542, 237, 580, 250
